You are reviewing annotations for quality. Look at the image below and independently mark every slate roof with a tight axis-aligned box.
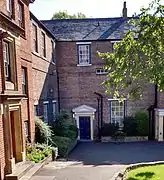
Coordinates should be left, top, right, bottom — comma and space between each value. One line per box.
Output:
41, 17, 135, 41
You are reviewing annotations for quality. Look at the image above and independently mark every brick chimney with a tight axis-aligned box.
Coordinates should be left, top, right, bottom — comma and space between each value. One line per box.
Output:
122, 1, 127, 18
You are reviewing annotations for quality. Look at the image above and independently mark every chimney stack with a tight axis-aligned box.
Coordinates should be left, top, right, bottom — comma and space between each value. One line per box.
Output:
122, 1, 127, 18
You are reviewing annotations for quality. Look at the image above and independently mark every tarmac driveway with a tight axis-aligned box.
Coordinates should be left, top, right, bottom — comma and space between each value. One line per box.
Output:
31, 141, 164, 180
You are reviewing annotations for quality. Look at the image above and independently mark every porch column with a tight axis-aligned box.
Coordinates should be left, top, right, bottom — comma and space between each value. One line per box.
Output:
158, 116, 163, 141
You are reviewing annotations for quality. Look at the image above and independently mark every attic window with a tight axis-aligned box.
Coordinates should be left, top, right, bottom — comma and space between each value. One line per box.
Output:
96, 68, 108, 75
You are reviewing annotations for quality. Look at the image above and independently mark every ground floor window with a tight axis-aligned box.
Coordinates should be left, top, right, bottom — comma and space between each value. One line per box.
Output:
34, 104, 39, 116
43, 101, 49, 123
109, 99, 126, 127
52, 100, 57, 120
24, 120, 29, 138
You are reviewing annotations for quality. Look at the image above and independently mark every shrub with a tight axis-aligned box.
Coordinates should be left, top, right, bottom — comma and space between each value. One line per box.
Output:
112, 130, 126, 140
123, 116, 138, 136
101, 123, 119, 137
135, 111, 148, 136
52, 110, 78, 140
35, 116, 53, 144
26, 143, 52, 163
52, 136, 72, 157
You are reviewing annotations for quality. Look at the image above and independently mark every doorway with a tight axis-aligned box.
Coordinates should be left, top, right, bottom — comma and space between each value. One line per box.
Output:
79, 116, 91, 140
10, 110, 22, 163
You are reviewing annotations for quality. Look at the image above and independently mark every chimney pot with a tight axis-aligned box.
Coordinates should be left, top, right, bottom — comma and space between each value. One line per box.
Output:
122, 1, 127, 18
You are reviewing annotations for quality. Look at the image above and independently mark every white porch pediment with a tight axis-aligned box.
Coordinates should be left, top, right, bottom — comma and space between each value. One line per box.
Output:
155, 108, 164, 116
72, 105, 96, 114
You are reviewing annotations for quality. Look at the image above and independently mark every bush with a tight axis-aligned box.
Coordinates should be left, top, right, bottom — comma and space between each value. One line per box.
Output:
101, 123, 119, 137
112, 130, 126, 140
135, 111, 148, 136
26, 143, 52, 163
52, 136, 72, 157
35, 117, 53, 144
123, 116, 138, 136
52, 110, 78, 140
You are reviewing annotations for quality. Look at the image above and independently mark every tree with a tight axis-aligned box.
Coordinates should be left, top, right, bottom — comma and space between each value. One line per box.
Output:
52, 10, 86, 19
99, 0, 164, 99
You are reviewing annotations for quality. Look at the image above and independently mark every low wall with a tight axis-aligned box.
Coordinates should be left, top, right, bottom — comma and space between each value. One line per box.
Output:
101, 136, 148, 142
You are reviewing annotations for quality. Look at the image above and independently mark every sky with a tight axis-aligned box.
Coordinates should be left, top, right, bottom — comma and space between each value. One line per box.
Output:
30, 0, 158, 20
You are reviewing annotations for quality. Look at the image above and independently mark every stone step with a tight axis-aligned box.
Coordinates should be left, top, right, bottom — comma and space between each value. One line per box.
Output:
6, 161, 34, 180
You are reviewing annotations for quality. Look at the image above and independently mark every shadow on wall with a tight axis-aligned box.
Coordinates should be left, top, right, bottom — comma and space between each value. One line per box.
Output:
35, 57, 59, 125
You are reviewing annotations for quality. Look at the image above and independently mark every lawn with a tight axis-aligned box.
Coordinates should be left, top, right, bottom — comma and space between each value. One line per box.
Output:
127, 164, 164, 180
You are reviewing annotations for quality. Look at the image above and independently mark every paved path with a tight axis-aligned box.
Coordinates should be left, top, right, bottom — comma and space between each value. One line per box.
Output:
30, 141, 164, 180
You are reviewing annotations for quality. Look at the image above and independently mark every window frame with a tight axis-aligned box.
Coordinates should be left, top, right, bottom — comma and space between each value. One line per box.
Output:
52, 100, 56, 120
109, 99, 127, 127
32, 23, 38, 53
21, 67, 27, 95
24, 120, 29, 138
34, 104, 39, 116
96, 68, 108, 75
43, 101, 49, 123
41, 32, 46, 58
6, 0, 12, 17
77, 43, 91, 66
3, 41, 11, 81
51, 40, 55, 63
18, 1, 25, 28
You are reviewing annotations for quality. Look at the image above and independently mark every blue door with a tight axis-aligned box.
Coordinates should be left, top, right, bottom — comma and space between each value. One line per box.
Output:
79, 116, 91, 140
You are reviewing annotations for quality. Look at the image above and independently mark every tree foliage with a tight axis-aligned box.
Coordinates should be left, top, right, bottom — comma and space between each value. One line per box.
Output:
52, 10, 86, 19
99, 0, 164, 99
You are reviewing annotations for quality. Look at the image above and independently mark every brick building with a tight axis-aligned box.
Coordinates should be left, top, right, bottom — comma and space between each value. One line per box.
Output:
42, 4, 162, 140
0, 0, 35, 179
30, 13, 58, 125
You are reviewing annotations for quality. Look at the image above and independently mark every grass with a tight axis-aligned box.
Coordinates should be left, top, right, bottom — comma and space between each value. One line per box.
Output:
127, 164, 164, 180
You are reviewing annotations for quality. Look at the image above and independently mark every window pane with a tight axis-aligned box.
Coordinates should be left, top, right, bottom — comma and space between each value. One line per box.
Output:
3, 41, 10, 80
110, 100, 125, 126
43, 104, 48, 123
78, 45, 90, 64
22, 68, 27, 94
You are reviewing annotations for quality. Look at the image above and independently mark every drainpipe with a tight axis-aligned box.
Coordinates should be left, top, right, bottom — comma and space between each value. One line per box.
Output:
57, 71, 61, 112
154, 84, 158, 108
97, 97, 101, 139
94, 92, 103, 139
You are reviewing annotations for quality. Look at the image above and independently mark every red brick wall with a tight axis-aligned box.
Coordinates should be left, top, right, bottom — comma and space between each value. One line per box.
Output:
0, 1, 35, 179
56, 41, 156, 126
31, 17, 58, 120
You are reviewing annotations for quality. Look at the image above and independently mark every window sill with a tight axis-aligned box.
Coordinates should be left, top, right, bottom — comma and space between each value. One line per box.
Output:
96, 73, 108, 75
77, 64, 92, 67
32, 51, 40, 57
22, 97, 28, 100
41, 56, 47, 60
51, 62, 56, 65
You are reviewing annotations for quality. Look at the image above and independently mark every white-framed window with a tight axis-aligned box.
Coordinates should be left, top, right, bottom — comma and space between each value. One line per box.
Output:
32, 23, 38, 53
41, 32, 46, 57
22, 67, 27, 94
43, 101, 49, 123
96, 68, 108, 75
52, 100, 56, 120
51, 40, 55, 63
24, 120, 29, 137
77, 44, 91, 65
6, 0, 12, 16
109, 99, 126, 127
18, 2, 24, 28
34, 104, 39, 116
3, 41, 11, 81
